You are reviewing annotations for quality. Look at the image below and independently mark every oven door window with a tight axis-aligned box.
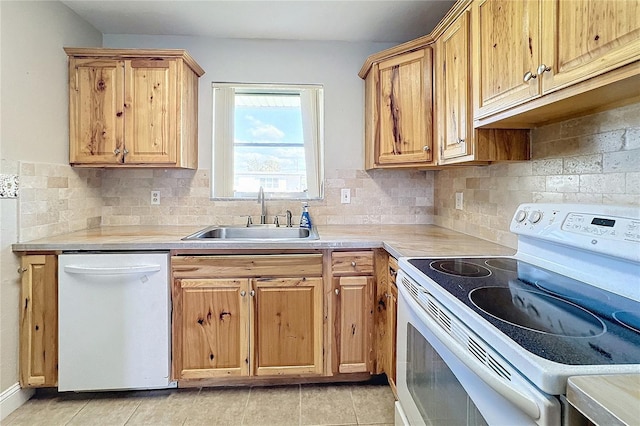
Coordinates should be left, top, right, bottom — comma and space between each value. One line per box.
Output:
407, 323, 488, 425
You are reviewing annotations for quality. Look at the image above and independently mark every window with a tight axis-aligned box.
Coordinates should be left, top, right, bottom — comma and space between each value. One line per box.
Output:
211, 83, 324, 199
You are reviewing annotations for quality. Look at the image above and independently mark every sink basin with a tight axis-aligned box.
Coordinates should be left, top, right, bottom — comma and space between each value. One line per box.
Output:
182, 225, 319, 241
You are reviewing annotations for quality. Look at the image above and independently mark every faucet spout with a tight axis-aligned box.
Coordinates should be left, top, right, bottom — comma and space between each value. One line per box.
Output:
257, 186, 266, 224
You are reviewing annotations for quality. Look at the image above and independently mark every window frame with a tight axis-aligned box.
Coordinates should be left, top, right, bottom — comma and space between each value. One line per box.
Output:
211, 82, 324, 200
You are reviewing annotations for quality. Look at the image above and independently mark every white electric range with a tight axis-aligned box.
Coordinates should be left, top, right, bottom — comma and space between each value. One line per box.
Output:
395, 203, 640, 426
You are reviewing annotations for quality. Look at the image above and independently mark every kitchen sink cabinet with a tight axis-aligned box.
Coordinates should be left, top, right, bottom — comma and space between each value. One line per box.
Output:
331, 251, 375, 374
472, 0, 640, 126
65, 48, 204, 168
171, 254, 324, 381
436, 9, 530, 165
175, 278, 249, 379
364, 48, 435, 169
19, 255, 58, 388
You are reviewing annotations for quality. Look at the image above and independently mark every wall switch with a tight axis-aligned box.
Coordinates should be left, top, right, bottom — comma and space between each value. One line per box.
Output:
341, 188, 351, 204
455, 192, 463, 210
151, 190, 161, 205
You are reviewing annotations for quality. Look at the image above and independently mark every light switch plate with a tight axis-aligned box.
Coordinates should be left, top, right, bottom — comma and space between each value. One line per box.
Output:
0, 174, 19, 198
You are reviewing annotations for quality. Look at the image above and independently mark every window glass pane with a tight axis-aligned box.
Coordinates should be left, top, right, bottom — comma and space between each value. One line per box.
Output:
233, 93, 307, 195
211, 83, 323, 200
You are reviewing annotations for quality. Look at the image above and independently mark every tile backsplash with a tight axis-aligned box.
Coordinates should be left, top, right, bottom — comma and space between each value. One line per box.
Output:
433, 102, 640, 249
15, 102, 640, 246
100, 168, 434, 227
17, 164, 434, 241
18, 163, 102, 242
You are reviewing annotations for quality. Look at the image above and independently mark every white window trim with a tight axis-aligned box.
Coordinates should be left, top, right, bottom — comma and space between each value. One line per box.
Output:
211, 82, 324, 200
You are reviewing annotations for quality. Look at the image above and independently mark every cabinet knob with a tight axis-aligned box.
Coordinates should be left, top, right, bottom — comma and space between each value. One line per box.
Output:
114, 149, 120, 155
17, 267, 27, 273
523, 71, 537, 82
240, 290, 246, 297
537, 64, 551, 75
457, 138, 465, 144
423, 146, 430, 152
250, 290, 255, 297
351, 261, 356, 267
335, 289, 340, 296
123, 149, 129, 155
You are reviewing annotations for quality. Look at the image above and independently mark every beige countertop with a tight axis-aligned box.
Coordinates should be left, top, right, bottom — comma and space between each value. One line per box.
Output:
12, 224, 515, 259
567, 375, 640, 426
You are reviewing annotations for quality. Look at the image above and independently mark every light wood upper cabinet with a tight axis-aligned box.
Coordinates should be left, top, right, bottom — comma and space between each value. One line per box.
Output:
19, 255, 58, 388
473, 0, 541, 117
65, 48, 204, 168
473, 0, 640, 124
365, 48, 434, 169
438, 11, 473, 161
436, 9, 531, 164
540, 0, 640, 93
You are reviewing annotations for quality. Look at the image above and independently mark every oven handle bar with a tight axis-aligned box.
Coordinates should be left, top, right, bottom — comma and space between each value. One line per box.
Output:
401, 284, 542, 420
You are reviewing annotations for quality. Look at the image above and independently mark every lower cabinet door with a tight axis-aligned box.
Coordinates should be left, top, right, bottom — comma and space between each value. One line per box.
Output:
334, 276, 375, 373
252, 277, 324, 376
175, 278, 250, 379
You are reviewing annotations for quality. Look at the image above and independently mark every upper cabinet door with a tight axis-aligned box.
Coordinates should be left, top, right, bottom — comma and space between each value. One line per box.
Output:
69, 58, 125, 164
473, 0, 541, 118
124, 58, 178, 164
540, 0, 640, 93
439, 11, 473, 161
377, 48, 433, 166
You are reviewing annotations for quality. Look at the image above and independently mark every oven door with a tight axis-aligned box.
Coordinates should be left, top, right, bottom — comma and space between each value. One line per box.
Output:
396, 272, 560, 426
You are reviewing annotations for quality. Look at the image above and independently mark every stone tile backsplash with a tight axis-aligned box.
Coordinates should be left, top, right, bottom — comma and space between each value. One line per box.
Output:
433, 103, 640, 249
17, 163, 102, 242
14, 102, 639, 246
100, 168, 435, 227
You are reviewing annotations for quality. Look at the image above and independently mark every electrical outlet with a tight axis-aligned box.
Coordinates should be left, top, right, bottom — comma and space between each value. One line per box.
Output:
341, 188, 351, 204
151, 190, 161, 205
455, 192, 463, 210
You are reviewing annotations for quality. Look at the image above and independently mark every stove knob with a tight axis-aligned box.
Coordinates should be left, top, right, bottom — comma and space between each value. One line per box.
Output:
530, 210, 543, 224
515, 210, 527, 223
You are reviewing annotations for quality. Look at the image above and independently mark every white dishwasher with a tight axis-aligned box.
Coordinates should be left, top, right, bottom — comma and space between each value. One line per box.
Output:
58, 252, 173, 392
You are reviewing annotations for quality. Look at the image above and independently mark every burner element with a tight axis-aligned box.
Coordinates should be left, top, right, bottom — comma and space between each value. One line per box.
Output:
430, 260, 491, 278
613, 311, 640, 334
485, 258, 519, 272
469, 285, 606, 337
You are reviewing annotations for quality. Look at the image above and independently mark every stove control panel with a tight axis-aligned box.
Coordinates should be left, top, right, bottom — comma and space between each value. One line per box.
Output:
510, 203, 640, 263
562, 212, 640, 242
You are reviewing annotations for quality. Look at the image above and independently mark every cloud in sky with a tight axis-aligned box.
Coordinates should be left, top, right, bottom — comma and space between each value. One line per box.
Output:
246, 115, 285, 140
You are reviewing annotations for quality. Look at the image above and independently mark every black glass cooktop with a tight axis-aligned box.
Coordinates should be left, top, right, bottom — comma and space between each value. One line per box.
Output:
407, 257, 640, 365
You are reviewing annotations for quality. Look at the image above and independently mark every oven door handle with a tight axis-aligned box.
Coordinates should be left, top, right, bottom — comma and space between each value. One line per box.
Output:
401, 285, 542, 420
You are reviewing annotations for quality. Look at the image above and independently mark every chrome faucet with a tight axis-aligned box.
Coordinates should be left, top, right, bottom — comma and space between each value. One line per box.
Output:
285, 210, 293, 227
257, 186, 267, 224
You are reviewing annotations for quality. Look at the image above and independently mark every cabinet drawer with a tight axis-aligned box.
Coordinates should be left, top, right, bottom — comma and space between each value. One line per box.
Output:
331, 251, 374, 275
172, 254, 323, 279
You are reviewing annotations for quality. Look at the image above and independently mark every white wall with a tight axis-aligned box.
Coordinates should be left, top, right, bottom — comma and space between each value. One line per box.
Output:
103, 35, 394, 171
0, 0, 101, 415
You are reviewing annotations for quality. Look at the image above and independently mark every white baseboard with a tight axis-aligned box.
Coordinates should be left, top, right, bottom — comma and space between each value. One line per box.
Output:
0, 383, 34, 421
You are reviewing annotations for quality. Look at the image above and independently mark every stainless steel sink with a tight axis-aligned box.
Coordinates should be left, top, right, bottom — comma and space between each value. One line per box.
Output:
182, 225, 319, 241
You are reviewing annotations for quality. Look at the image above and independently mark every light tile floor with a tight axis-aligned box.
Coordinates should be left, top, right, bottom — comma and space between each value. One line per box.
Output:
3, 384, 396, 426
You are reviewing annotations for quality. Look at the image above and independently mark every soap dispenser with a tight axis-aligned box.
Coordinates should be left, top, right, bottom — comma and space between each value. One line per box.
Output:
300, 202, 312, 229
